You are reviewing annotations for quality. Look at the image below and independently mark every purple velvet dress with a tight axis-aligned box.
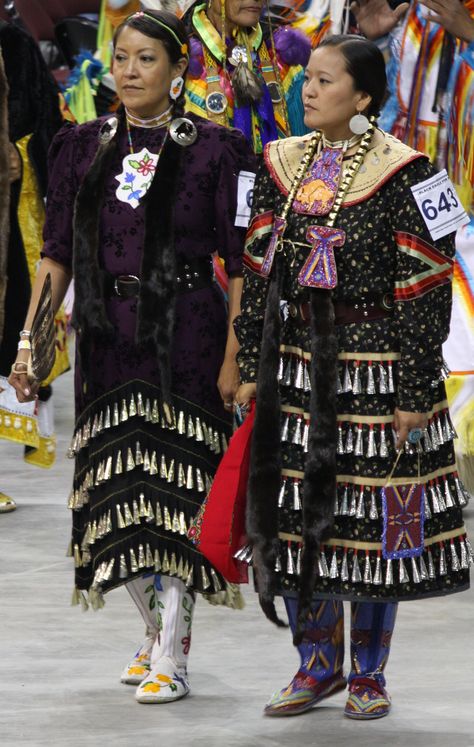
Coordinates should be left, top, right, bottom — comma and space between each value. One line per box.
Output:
43, 115, 256, 604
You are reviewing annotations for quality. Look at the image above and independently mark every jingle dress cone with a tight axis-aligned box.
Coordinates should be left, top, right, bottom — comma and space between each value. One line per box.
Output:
235, 129, 471, 609
42, 114, 255, 607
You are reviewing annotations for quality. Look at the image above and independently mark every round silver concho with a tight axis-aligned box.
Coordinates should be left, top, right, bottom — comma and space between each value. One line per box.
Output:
169, 117, 198, 147
267, 81, 282, 104
228, 45, 248, 66
205, 91, 227, 115
98, 116, 118, 144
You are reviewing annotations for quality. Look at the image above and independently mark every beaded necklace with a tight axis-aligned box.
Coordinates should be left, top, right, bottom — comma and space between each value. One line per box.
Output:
260, 118, 376, 288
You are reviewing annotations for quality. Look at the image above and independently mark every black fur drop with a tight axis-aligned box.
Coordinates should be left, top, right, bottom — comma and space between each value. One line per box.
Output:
294, 289, 338, 644
246, 259, 286, 627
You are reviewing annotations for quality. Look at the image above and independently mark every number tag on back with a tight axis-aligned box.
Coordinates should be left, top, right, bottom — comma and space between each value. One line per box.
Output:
410, 169, 468, 240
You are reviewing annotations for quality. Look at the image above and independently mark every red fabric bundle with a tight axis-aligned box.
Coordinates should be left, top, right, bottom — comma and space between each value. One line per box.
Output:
188, 402, 255, 583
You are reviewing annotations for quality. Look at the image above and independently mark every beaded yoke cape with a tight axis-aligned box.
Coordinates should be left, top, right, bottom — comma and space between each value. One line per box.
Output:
236, 129, 471, 602
42, 115, 254, 608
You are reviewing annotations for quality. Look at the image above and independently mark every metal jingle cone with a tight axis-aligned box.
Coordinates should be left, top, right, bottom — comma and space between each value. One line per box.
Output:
177, 556, 184, 578
129, 394, 137, 417
454, 475, 468, 507
294, 358, 304, 389
340, 485, 349, 515
132, 500, 140, 524
424, 489, 432, 520
167, 459, 175, 483
277, 355, 284, 381
154, 549, 161, 572
356, 488, 365, 519
302, 421, 309, 452
135, 442, 143, 466
160, 454, 168, 480
119, 554, 128, 578
187, 415, 195, 439
351, 551, 362, 583
430, 484, 440, 513
387, 361, 395, 393
373, 553, 382, 585
366, 361, 376, 394
384, 558, 393, 586
195, 417, 204, 442
303, 362, 311, 392
151, 400, 159, 423
422, 427, 433, 452
336, 367, 343, 395
337, 424, 344, 455
126, 448, 135, 472
278, 479, 286, 508
120, 399, 128, 422
172, 510, 180, 533
436, 481, 446, 511
286, 542, 295, 575
352, 362, 362, 394
155, 502, 163, 526
378, 362, 388, 394
354, 425, 364, 456
124, 503, 134, 526
444, 479, 454, 508
115, 450, 123, 475
369, 488, 378, 520
112, 403, 119, 427
137, 393, 145, 417
146, 543, 154, 567
138, 544, 146, 568
439, 544, 447, 575
201, 565, 211, 589
196, 468, 205, 492
144, 398, 151, 422
149, 451, 158, 475
293, 480, 301, 511
275, 553, 282, 572
330, 549, 339, 578
436, 415, 444, 445
292, 417, 302, 445
143, 450, 151, 472
186, 464, 194, 490
162, 550, 170, 573
334, 490, 340, 516
363, 552, 372, 584
282, 357, 292, 387
169, 553, 178, 576
341, 549, 349, 581
429, 421, 440, 451
281, 414, 290, 441
104, 456, 112, 481
460, 540, 469, 570
164, 506, 172, 531
345, 426, 354, 454
319, 548, 329, 577
411, 557, 421, 583
367, 425, 377, 457
129, 549, 139, 574
146, 500, 154, 522
450, 541, 460, 572
296, 546, 302, 576
419, 554, 429, 580
427, 549, 436, 579
179, 511, 187, 535
349, 488, 357, 516
343, 361, 353, 392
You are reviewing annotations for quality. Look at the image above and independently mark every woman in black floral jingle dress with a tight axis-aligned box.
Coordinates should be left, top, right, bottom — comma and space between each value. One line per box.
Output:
9, 10, 256, 707
234, 35, 471, 721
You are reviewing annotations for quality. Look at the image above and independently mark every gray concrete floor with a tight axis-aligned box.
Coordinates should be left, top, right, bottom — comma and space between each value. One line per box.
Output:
1, 368, 473, 747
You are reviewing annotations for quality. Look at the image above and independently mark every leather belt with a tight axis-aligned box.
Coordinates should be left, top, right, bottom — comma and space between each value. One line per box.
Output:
102, 258, 214, 298
288, 294, 394, 326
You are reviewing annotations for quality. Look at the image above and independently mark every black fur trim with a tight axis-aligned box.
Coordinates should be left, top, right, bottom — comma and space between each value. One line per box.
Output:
246, 259, 286, 626
136, 134, 183, 404
294, 289, 337, 645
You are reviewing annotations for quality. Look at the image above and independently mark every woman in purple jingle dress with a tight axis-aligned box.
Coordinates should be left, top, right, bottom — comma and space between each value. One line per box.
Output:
9, 9, 256, 705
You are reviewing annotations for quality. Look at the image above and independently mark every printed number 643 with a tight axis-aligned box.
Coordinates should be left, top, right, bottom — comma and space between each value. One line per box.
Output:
422, 188, 459, 220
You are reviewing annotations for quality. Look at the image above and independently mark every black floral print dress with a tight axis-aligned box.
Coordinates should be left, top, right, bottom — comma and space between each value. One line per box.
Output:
235, 129, 471, 602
